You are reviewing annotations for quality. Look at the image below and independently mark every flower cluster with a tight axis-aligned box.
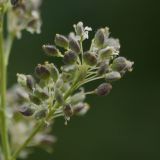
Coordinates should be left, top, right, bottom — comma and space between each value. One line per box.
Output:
7, 22, 134, 157
16, 22, 133, 124
7, 85, 56, 158
8, 0, 42, 38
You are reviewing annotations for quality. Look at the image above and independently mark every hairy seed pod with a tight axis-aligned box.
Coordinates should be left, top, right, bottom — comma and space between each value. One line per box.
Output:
105, 71, 121, 82
26, 75, 35, 90
95, 83, 112, 96
55, 34, 69, 49
69, 38, 80, 53
35, 109, 47, 120
64, 104, 73, 117
83, 52, 97, 66
19, 105, 35, 116
63, 51, 77, 64
35, 64, 50, 79
42, 45, 60, 57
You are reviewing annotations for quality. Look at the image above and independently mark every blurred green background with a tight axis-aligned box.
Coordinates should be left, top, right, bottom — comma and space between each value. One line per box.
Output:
8, 0, 160, 159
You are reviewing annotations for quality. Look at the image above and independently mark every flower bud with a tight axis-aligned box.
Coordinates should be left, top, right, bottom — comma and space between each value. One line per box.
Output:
105, 71, 121, 82
98, 47, 115, 60
26, 75, 35, 90
69, 37, 80, 53
17, 74, 27, 87
34, 89, 49, 100
95, 83, 112, 96
94, 27, 109, 47
35, 64, 50, 79
35, 109, 47, 120
55, 34, 69, 49
97, 61, 109, 75
111, 57, 127, 72
63, 51, 77, 64
55, 89, 64, 104
47, 63, 59, 82
73, 103, 90, 116
70, 91, 86, 105
74, 22, 84, 36
64, 104, 73, 117
29, 94, 41, 105
19, 105, 35, 116
83, 51, 97, 66
42, 45, 60, 57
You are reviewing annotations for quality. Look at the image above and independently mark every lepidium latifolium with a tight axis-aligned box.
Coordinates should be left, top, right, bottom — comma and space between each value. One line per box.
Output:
0, 1, 134, 160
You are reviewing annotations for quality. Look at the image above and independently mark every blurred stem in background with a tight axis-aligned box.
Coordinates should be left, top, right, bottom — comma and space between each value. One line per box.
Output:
0, 8, 11, 160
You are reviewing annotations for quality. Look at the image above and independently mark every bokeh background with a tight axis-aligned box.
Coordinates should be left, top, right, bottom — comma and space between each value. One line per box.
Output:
8, 0, 160, 160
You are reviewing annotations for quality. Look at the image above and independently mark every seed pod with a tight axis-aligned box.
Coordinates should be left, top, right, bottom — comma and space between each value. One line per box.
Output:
35, 109, 47, 120
97, 61, 109, 75
42, 45, 60, 57
111, 57, 127, 72
29, 94, 41, 105
35, 64, 50, 79
19, 105, 35, 116
26, 75, 35, 90
10, 0, 19, 6
83, 51, 97, 66
105, 71, 121, 82
63, 51, 77, 64
98, 47, 114, 60
55, 34, 69, 49
69, 38, 80, 53
64, 104, 73, 117
95, 83, 112, 96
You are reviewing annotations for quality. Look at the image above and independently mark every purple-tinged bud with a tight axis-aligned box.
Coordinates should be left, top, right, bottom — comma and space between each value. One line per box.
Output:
63, 51, 77, 64
35, 64, 50, 79
105, 71, 121, 82
26, 75, 35, 90
73, 103, 90, 116
83, 51, 97, 66
19, 105, 35, 116
97, 61, 109, 75
55, 34, 69, 49
35, 109, 47, 120
95, 83, 112, 96
94, 27, 109, 47
64, 104, 73, 117
112, 57, 127, 72
42, 45, 60, 57
69, 38, 80, 53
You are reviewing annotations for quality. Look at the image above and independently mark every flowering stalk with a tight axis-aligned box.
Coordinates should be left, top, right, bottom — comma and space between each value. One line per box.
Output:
0, 1, 134, 160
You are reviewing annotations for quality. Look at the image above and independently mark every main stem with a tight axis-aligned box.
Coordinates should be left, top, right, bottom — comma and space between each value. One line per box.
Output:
0, 12, 11, 160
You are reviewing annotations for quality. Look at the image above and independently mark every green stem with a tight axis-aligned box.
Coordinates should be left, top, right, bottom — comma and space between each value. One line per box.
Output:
0, 12, 11, 160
